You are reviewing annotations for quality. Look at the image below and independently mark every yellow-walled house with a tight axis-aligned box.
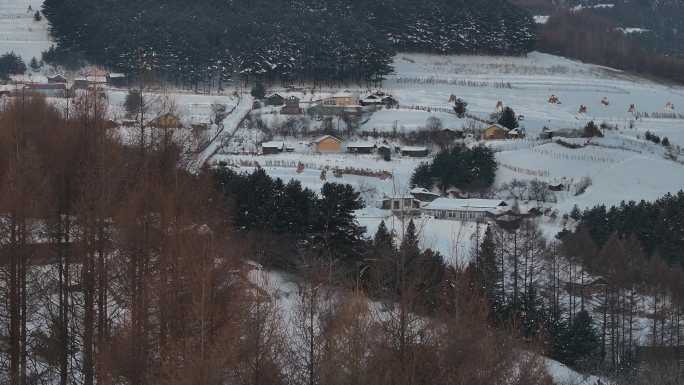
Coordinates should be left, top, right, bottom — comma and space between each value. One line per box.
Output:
150, 113, 182, 128
483, 123, 509, 140
323, 91, 357, 107
313, 135, 343, 153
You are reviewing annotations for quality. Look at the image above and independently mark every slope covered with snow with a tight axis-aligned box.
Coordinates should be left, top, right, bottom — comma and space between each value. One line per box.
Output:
0, 0, 51, 63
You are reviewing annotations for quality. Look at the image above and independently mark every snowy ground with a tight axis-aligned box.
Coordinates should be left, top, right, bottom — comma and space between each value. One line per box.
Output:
382, 52, 684, 147
213, 52, 684, 262
0, 0, 51, 63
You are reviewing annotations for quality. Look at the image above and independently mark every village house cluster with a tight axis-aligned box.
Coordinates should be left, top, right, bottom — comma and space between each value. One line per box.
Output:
0, 69, 128, 98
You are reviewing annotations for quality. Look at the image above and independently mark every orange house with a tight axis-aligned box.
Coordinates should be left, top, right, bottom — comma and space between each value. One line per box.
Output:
150, 113, 182, 128
313, 135, 342, 153
483, 124, 509, 140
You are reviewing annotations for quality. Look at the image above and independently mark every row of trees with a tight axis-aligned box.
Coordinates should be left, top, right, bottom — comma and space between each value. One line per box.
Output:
0, 94, 553, 385
410, 146, 498, 193
470, 218, 684, 382
40, 0, 536, 86
0, 53, 27, 81
577, 192, 684, 266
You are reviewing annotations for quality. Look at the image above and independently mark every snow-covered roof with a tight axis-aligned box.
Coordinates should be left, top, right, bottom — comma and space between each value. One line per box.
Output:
346, 141, 376, 148
410, 187, 440, 197
261, 141, 284, 148
333, 90, 353, 98
107, 73, 126, 78
401, 146, 428, 152
424, 198, 507, 212
487, 123, 509, 131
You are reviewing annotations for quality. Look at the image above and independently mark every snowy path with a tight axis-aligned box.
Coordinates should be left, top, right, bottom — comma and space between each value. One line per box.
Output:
192, 93, 253, 170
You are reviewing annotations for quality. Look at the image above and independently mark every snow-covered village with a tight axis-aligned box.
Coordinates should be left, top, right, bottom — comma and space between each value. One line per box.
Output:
1, 1, 683, 385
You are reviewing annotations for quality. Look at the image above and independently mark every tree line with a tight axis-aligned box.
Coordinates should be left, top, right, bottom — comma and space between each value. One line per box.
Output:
40, 0, 535, 86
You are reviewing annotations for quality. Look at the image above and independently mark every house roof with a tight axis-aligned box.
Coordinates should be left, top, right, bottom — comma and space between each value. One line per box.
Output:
108, 73, 126, 78
261, 141, 285, 149
424, 198, 507, 212
313, 135, 342, 144
410, 187, 440, 197
27, 83, 66, 90
401, 146, 428, 152
346, 141, 376, 148
332, 90, 353, 98
487, 123, 509, 131
267, 93, 284, 99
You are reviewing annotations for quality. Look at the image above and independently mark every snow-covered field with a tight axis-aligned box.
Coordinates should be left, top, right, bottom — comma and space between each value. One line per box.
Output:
0, 0, 51, 63
383, 52, 684, 146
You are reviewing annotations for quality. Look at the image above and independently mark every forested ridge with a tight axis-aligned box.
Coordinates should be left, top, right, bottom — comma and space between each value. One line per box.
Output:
40, 0, 535, 83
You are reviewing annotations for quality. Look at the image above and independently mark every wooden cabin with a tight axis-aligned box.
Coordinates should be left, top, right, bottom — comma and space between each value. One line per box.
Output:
312, 135, 342, 153
484, 124, 509, 140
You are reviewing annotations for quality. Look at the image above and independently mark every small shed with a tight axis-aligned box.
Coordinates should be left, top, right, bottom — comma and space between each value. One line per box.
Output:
261, 141, 285, 155
400, 146, 429, 157
346, 142, 376, 154
312, 135, 343, 153
484, 124, 509, 140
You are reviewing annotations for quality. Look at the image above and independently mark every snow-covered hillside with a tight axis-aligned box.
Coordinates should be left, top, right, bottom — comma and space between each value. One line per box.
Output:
384, 52, 684, 148
0, 0, 51, 63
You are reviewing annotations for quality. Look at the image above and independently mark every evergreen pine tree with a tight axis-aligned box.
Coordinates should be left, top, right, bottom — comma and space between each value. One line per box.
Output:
251, 82, 266, 99
498, 106, 519, 130
30, 57, 40, 71
410, 162, 433, 189
570, 204, 582, 221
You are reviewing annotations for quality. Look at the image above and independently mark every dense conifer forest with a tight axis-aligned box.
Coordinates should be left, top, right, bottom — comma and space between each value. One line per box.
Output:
40, 0, 536, 83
